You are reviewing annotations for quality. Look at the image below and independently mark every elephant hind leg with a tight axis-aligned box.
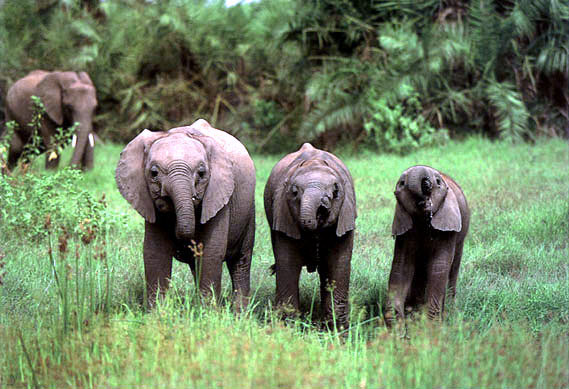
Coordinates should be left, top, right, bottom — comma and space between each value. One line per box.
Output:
447, 238, 465, 299
226, 219, 254, 313
7, 132, 24, 171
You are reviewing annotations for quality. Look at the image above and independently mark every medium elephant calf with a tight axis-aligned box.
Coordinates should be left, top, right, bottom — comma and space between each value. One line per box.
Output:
384, 165, 470, 326
264, 143, 357, 330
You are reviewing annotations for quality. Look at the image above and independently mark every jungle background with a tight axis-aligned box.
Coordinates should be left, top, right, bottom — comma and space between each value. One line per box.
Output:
1, 0, 567, 153
0, 0, 568, 387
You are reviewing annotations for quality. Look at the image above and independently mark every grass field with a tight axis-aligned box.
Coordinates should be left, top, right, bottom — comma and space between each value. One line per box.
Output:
1, 137, 568, 387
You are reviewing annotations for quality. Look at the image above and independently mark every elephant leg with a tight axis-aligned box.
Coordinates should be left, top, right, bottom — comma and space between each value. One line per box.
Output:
447, 237, 465, 299
272, 231, 303, 317
82, 141, 94, 170
7, 132, 24, 171
385, 234, 417, 327
319, 231, 353, 331
41, 122, 59, 169
143, 221, 175, 307
425, 234, 457, 320
195, 205, 230, 304
226, 213, 254, 313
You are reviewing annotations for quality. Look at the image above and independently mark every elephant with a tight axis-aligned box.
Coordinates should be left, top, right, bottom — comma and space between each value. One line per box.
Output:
116, 119, 255, 311
4, 70, 98, 170
264, 143, 356, 329
384, 165, 470, 327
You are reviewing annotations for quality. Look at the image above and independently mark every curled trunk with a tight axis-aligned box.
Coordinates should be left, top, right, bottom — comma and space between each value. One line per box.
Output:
299, 188, 321, 231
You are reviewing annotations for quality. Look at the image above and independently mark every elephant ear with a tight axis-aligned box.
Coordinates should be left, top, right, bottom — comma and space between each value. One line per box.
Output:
77, 72, 94, 86
200, 136, 235, 224
321, 153, 356, 237
115, 129, 165, 223
272, 180, 301, 239
392, 202, 413, 236
36, 72, 63, 125
431, 186, 462, 232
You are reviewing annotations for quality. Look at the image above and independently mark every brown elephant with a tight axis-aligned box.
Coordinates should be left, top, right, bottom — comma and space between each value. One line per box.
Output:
264, 143, 356, 329
116, 119, 256, 310
5, 70, 98, 170
384, 165, 470, 326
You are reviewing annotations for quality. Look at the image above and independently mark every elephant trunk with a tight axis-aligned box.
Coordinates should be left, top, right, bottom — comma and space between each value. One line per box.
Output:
407, 166, 426, 197
299, 187, 328, 231
168, 165, 196, 241
408, 166, 433, 218
69, 112, 94, 168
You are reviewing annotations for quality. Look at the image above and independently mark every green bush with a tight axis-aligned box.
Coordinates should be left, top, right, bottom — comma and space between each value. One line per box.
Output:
0, 168, 108, 240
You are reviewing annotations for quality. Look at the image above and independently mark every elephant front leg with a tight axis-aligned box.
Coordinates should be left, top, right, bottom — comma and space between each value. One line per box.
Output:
425, 234, 457, 320
319, 231, 353, 331
385, 235, 417, 328
272, 231, 303, 318
143, 221, 175, 307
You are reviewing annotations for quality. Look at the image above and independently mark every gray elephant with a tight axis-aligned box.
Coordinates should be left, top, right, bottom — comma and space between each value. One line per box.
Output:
384, 165, 470, 326
264, 143, 356, 329
5, 70, 98, 170
116, 119, 255, 310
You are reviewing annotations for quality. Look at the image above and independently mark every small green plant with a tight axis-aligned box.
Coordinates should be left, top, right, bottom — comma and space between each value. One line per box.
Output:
364, 91, 449, 154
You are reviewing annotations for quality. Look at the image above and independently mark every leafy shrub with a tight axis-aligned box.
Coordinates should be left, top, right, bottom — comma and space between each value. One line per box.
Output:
364, 93, 448, 154
0, 168, 108, 240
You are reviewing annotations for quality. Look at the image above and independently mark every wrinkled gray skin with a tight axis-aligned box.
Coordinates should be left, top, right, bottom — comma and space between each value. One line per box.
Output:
264, 143, 356, 329
5, 70, 98, 170
385, 165, 470, 326
116, 119, 256, 310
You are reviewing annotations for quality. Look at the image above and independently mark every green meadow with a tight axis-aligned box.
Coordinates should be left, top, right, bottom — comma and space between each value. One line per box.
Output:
1, 137, 568, 387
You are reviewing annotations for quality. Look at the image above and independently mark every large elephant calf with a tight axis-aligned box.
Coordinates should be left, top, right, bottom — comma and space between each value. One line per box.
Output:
385, 165, 470, 326
264, 143, 357, 330
116, 119, 256, 311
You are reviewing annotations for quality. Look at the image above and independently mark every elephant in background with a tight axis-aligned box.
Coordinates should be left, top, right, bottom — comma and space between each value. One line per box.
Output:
5, 70, 98, 170
264, 143, 357, 330
384, 165, 470, 326
116, 119, 256, 311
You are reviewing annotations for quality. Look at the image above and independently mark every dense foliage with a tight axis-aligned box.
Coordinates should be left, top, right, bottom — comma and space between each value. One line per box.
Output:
0, 0, 567, 153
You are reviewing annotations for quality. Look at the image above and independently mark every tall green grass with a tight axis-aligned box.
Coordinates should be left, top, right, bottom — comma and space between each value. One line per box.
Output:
1, 137, 568, 387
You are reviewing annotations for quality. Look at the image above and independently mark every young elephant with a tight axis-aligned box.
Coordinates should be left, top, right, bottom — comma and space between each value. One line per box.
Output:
116, 119, 255, 310
264, 143, 356, 329
384, 165, 470, 326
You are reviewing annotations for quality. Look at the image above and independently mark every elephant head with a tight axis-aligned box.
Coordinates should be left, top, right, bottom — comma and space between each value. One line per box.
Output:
392, 165, 462, 236
36, 71, 98, 168
273, 143, 356, 239
115, 122, 234, 241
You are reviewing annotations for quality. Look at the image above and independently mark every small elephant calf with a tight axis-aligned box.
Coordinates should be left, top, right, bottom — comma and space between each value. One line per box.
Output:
384, 165, 470, 325
264, 143, 357, 329
116, 119, 256, 310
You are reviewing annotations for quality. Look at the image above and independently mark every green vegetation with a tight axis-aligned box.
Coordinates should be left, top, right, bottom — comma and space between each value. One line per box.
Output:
1, 138, 568, 387
1, 0, 567, 153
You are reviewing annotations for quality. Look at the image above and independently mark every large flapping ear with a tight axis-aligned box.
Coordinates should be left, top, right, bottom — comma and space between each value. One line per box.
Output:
272, 180, 301, 239
431, 185, 462, 232
391, 201, 413, 236
115, 129, 165, 223
199, 135, 234, 224
36, 72, 63, 125
322, 154, 356, 236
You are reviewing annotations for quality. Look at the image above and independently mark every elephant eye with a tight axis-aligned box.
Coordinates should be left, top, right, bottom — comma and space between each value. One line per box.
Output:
399, 180, 405, 187
197, 165, 206, 179
332, 183, 340, 199
291, 185, 299, 197
436, 177, 442, 186
150, 165, 159, 178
